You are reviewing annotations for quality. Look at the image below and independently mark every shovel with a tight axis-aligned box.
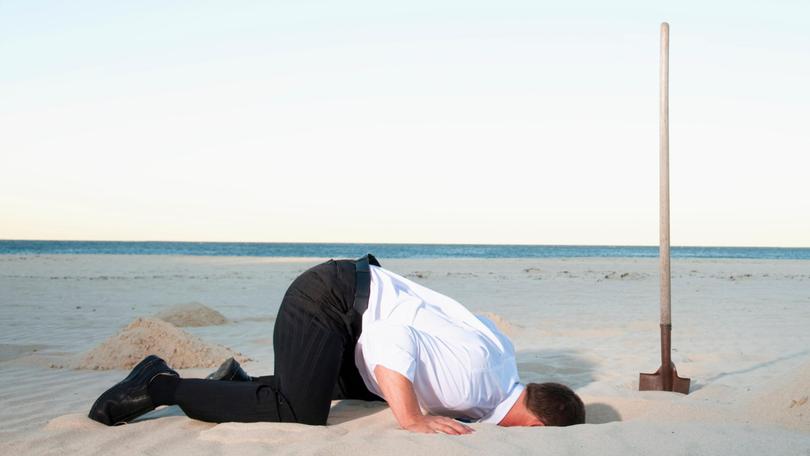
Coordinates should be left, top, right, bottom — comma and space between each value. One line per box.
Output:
639, 22, 691, 394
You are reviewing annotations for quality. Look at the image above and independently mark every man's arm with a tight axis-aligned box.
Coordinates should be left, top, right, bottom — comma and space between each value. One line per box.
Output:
374, 365, 473, 435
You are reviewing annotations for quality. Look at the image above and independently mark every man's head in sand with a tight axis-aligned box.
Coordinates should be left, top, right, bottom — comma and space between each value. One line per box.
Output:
526, 382, 585, 426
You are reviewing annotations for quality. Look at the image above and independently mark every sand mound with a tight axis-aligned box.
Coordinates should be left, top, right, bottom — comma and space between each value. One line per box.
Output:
76, 317, 248, 370
154, 302, 227, 327
747, 361, 810, 432
478, 311, 523, 337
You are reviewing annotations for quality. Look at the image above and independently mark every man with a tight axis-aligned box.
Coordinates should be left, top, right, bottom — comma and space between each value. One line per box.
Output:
89, 255, 585, 433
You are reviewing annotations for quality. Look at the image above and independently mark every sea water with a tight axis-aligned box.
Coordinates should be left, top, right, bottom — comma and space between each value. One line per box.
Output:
0, 240, 808, 260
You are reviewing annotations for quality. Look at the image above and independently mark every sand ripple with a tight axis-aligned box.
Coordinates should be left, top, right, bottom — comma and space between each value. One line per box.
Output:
199, 422, 348, 444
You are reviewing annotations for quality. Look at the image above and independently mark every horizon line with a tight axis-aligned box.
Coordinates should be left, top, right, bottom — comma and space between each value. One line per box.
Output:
1, 239, 808, 250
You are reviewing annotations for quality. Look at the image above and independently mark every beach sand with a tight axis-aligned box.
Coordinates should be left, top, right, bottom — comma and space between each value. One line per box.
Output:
1, 254, 808, 455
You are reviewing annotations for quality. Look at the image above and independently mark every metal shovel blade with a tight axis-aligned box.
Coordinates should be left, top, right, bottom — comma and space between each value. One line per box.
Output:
639, 363, 691, 394
639, 324, 691, 394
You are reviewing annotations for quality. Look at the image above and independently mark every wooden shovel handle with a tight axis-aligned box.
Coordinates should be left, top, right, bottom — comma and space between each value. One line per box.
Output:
660, 22, 671, 326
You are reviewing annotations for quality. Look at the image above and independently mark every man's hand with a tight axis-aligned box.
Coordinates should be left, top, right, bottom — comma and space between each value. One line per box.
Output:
402, 415, 474, 435
374, 365, 474, 435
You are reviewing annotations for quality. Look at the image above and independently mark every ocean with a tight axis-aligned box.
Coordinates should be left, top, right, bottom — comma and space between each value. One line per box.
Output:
0, 240, 808, 260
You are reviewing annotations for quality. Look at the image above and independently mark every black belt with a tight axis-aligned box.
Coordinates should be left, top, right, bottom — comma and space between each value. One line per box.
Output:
350, 253, 380, 337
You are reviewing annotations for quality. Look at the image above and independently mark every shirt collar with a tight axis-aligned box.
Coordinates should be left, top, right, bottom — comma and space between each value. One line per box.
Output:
479, 382, 525, 424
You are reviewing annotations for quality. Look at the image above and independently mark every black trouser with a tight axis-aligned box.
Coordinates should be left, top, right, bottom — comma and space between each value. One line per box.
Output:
172, 259, 382, 425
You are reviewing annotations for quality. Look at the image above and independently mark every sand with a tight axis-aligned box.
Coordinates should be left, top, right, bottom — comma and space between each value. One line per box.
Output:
76, 317, 248, 370
478, 311, 524, 337
1, 254, 809, 455
747, 360, 810, 432
155, 302, 228, 327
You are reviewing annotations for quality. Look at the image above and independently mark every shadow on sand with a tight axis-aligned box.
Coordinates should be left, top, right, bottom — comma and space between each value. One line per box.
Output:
516, 348, 597, 390
584, 403, 622, 424
327, 400, 388, 425
692, 349, 810, 391
135, 405, 187, 423
516, 348, 621, 424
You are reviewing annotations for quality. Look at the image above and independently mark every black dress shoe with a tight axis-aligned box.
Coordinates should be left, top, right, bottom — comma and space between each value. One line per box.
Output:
88, 355, 178, 426
206, 357, 252, 381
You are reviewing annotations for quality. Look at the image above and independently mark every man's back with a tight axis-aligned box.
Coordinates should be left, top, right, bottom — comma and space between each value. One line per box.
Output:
355, 265, 524, 423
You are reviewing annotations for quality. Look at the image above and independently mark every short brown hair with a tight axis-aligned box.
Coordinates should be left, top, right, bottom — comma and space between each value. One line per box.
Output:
525, 382, 585, 426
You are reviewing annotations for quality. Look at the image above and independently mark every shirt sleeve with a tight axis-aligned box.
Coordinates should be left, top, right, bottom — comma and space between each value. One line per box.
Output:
360, 321, 419, 382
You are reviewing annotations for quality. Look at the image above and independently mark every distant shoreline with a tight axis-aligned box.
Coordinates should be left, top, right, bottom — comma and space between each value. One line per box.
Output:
1, 240, 808, 260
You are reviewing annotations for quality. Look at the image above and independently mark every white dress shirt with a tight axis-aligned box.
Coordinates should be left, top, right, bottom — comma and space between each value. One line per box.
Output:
354, 265, 524, 424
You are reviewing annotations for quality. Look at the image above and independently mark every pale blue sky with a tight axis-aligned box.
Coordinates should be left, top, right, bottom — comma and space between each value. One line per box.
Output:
1, 1, 808, 246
